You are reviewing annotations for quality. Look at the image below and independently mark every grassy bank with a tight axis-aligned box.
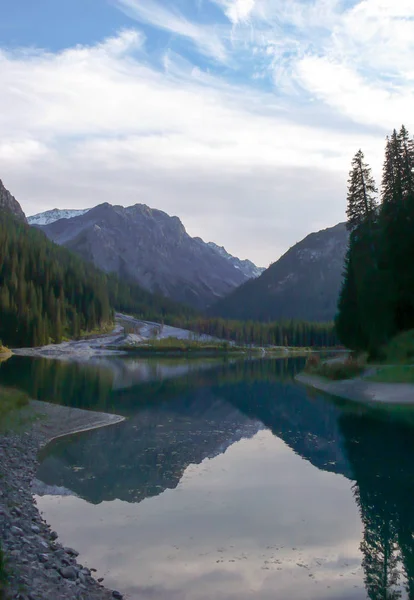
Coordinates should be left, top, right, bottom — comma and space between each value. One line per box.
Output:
367, 366, 414, 383
0, 387, 30, 432
113, 338, 250, 356
113, 337, 316, 357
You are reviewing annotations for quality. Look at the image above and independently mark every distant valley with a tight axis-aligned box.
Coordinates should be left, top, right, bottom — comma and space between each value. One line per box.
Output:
2, 177, 348, 324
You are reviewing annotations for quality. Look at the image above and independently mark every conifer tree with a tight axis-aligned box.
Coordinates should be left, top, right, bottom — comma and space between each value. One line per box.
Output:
346, 150, 378, 231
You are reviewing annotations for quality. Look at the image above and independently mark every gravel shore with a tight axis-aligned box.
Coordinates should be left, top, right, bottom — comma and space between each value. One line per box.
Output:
0, 400, 125, 600
296, 372, 414, 404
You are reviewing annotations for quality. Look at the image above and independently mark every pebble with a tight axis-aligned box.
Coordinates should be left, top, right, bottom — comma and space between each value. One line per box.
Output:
0, 412, 118, 600
59, 566, 78, 580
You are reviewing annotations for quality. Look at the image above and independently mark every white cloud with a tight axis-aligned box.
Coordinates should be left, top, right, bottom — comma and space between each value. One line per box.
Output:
0, 29, 373, 263
213, 0, 257, 24
115, 0, 229, 62
2, 0, 414, 263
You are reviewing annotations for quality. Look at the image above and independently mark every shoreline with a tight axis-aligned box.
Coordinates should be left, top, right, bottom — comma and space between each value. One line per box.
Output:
296, 372, 414, 405
0, 400, 125, 600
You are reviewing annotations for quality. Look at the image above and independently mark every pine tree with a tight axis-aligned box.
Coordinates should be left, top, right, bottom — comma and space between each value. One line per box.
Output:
346, 150, 378, 231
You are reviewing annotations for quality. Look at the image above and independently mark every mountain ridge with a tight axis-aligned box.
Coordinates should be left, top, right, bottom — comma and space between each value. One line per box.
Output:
0, 179, 27, 223
34, 203, 261, 309
210, 222, 349, 322
28, 208, 90, 226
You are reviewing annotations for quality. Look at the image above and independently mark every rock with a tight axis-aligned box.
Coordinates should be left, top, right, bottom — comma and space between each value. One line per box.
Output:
46, 569, 60, 582
112, 592, 123, 599
78, 572, 87, 585
59, 566, 77, 580
0, 419, 117, 600
38, 553, 49, 563
98, 577, 104, 583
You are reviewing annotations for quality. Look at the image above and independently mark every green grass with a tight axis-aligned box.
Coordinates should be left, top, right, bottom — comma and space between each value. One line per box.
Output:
0, 545, 8, 598
0, 386, 30, 432
0, 344, 11, 355
366, 365, 414, 383
375, 329, 414, 365
115, 337, 248, 355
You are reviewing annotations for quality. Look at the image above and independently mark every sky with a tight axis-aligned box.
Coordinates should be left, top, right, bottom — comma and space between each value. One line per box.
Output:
1, 1, 414, 266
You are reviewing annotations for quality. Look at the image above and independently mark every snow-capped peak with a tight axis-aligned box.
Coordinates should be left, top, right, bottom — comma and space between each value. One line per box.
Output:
28, 208, 90, 226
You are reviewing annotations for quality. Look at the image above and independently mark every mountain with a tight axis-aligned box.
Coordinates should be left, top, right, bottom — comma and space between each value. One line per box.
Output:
0, 179, 27, 222
34, 203, 259, 309
28, 208, 90, 226
0, 180, 195, 348
206, 241, 265, 279
210, 223, 349, 322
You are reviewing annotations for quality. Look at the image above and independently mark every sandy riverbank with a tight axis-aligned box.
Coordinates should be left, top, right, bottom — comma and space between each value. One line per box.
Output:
296, 372, 414, 405
0, 400, 125, 600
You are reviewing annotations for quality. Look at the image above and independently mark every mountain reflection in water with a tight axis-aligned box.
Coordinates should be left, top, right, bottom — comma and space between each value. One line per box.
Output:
2, 355, 414, 599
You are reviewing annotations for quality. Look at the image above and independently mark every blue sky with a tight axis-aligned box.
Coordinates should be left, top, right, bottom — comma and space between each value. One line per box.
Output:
1, 0, 414, 264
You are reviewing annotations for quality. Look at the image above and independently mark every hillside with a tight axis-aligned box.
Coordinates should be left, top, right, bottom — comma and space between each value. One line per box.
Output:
0, 210, 113, 347
0, 179, 27, 223
210, 223, 348, 322
33, 203, 259, 309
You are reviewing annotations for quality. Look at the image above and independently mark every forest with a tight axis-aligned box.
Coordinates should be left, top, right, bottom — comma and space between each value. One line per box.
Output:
336, 125, 414, 356
169, 316, 338, 348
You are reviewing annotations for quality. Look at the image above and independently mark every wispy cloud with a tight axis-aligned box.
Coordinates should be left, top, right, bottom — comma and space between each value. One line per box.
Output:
114, 0, 230, 63
212, 0, 257, 24
1, 0, 414, 263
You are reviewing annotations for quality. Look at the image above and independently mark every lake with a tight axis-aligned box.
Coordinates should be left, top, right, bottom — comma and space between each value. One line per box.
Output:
1, 355, 414, 599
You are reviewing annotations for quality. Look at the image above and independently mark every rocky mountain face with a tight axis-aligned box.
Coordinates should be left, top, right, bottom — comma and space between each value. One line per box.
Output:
0, 179, 27, 222
210, 223, 349, 322
28, 208, 89, 226
206, 241, 265, 279
34, 203, 259, 309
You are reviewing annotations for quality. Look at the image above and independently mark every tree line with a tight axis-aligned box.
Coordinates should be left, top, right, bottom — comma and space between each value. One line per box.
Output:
336, 125, 414, 355
169, 316, 339, 347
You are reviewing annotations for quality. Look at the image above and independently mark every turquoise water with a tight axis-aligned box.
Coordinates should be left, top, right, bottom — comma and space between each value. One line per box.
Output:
1, 356, 414, 599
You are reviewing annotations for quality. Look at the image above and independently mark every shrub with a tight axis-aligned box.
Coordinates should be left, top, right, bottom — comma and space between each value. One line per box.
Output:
305, 356, 365, 380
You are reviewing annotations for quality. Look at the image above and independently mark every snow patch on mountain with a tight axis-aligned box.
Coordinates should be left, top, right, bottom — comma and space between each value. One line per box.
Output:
28, 208, 90, 226
206, 241, 265, 279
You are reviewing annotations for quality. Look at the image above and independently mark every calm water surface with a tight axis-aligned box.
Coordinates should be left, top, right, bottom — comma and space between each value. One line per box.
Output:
1, 355, 414, 599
